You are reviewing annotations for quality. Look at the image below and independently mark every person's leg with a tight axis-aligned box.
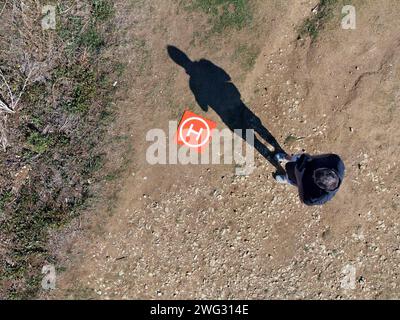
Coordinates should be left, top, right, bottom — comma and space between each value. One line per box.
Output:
275, 160, 298, 185
274, 153, 301, 163
275, 174, 290, 184
275, 153, 291, 162
289, 154, 302, 162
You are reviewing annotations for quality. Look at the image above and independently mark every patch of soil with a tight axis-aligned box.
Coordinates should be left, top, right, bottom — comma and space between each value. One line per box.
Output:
46, 0, 400, 299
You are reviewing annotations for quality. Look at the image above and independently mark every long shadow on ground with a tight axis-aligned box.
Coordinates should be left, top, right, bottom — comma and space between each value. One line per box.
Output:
167, 45, 286, 174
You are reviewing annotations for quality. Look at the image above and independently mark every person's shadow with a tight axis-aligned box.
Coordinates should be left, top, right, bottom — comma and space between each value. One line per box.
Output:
167, 45, 286, 173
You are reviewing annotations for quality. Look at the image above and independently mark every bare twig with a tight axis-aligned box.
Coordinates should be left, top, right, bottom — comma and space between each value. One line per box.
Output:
0, 0, 43, 152
12, 64, 35, 109
0, 63, 36, 113
0, 115, 9, 151
0, 69, 15, 109
0, 97, 14, 113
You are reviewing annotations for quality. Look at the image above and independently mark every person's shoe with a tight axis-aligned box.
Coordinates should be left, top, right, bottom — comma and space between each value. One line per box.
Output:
275, 174, 289, 184
274, 153, 287, 162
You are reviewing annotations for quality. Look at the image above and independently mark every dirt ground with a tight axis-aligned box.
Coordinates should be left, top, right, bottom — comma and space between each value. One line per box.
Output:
45, 0, 400, 299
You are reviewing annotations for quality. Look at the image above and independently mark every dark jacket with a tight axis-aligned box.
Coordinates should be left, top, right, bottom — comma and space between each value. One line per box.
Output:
286, 153, 345, 206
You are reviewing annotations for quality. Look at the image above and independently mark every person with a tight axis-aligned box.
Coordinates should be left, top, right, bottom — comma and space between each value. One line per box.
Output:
274, 153, 345, 206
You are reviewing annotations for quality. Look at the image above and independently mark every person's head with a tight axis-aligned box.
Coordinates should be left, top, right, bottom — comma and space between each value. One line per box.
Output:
313, 168, 340, 191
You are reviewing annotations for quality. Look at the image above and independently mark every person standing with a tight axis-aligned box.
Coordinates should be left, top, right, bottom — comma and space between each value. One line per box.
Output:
274, 153, 345, 206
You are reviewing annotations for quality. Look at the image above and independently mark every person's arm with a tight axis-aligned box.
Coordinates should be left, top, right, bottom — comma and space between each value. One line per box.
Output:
304, 189, 338, 206
295, 166, 306, 203
294, 154, 312, 203
336, 157, 345, 180
295, 153, 313, 205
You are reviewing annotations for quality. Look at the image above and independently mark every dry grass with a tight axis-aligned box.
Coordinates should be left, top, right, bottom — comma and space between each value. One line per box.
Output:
0, 0, 119, 299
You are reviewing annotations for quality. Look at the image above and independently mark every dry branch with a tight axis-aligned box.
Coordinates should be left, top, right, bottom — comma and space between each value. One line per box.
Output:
0, 115, 9, 151
0, 64, 35, 113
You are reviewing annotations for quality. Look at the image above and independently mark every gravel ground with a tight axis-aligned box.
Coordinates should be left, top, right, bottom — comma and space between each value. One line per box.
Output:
45, 0, 400, 300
